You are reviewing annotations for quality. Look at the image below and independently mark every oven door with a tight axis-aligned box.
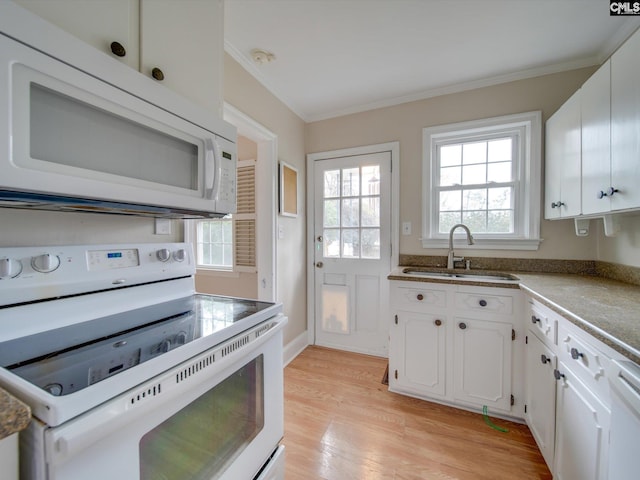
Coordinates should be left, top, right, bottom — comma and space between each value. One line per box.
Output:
26, 316, 286, 480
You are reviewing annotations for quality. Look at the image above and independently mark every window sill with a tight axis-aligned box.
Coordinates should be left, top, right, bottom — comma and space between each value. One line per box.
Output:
421, 238, 542, 251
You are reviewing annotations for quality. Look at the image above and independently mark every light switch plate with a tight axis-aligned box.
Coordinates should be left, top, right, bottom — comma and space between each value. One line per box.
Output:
402, 222, 411, 235
155, 218, 172, 235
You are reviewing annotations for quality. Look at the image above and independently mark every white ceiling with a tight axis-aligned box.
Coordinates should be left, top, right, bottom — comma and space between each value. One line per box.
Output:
224, 0, 640, 122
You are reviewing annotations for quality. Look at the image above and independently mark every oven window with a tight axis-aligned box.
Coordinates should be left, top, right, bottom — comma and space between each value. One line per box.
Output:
139, 355, 264, 480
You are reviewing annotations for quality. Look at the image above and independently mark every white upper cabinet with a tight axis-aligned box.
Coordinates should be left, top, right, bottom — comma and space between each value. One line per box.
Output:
611, 28, 640, 212
545, 90, 582, 219
581, 60, 612, 216
12, 0, 223, 114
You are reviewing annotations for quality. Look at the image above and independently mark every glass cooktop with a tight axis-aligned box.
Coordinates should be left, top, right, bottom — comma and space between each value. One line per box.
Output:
0, 294, 279, 396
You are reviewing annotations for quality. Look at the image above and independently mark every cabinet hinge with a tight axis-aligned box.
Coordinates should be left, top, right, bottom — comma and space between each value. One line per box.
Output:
394, 314, 398, 325
512, 329, 516, 341
511, 394, 515, 406
394, 369, 398, 380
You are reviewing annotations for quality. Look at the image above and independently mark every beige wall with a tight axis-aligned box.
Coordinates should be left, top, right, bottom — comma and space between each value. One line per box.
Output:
224, 53, 307, 346
306, 67, 603, 261
596, 214, 640, 267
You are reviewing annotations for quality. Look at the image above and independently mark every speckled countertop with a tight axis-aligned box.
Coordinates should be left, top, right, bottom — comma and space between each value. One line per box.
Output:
389, 266, 640, 364
0, 387, 30, 440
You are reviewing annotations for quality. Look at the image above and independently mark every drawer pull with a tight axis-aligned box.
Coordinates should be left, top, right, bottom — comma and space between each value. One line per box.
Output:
434, 319, 442, 327
554, 369, 565, 381
531, 315, 541, 324
152, 67, 165, 81
541, 354, 550, 365
570, 348, 584, 360
458, 322, 467, 330
110, 41, 126, 57
478, 299, 487, 307
416, 294, 424, 301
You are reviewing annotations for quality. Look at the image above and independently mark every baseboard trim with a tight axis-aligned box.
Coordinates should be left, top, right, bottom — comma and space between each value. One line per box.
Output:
283, 330, 309, 367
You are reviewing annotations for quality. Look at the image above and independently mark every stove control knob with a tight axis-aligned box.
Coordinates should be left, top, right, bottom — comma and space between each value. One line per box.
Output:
31, 253, 61, 273
156, 248, 171, 262
44, 383, 63, 396
0, 258, 22, 279
159, 339, 172, 353
173, 249, 186, 262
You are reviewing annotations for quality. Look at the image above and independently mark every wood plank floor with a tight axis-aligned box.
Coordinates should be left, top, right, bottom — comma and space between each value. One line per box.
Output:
283, 346, 552, 480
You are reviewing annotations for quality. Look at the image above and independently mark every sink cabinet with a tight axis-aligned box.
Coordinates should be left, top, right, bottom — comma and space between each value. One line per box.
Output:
390, 281, 523, 417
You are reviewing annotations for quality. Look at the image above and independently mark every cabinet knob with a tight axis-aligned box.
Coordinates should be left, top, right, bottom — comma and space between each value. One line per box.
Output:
540, 354, 550, 365
478, 299, 487, 307
151, 67, 165, 81
599, 187, 619, 198
458, 322, 467, 330
570, 347, 584, 360
434, 319, 442, 327
110, 41, 126, 57
551, 201, 565, 208
416, 294, 424, 301
531, 315, 541, 324
553, 369, 565, 381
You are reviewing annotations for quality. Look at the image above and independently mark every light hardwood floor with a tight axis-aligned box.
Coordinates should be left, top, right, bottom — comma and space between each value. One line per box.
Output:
283, 346, 552, 480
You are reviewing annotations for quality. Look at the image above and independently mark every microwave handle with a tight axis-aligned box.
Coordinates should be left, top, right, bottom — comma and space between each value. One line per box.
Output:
204, 138, 221, 200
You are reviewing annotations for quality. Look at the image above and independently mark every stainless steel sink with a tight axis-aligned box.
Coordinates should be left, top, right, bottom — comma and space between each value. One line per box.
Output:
401, 268, 519, 282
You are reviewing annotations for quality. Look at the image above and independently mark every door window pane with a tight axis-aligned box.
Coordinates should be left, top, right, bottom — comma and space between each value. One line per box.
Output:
324, 170, 340, 198
341, 199, 360, 227
361, 229, 380, 259
323, 199, 340, 227
341, 168, 360, 197
323, 229, 340, 258
341, 229, 360, 258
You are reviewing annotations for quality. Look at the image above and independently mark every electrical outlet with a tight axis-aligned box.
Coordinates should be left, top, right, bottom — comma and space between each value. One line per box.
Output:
155, 218, 172, 235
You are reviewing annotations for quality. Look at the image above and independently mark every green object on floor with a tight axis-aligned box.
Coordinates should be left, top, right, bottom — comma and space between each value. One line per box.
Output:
482, 405, 509, 433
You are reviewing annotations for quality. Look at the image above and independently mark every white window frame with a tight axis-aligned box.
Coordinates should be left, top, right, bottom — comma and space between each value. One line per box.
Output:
422, 111, 542, 250
185, 159, 257, 276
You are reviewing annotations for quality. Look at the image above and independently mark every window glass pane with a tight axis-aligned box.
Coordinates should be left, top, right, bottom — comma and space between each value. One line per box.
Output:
197, 219, 233, 268
361, 197, 380, 227
440, 144, 461, 167
203, 243, 211, 264
324, 170, 340, 198
362, 166, 380, 195
324, 199, 340, 227
488, 210, 514, 233
223, 244, 232, 266
462, 189, 487, 210
361, 229, 380, 259
342, 168, 360, 197
487, 161, 512, 183
341, 229, 360, 258
323, 229, 340, 258
439, 190, 461, 211
211, 222, 222, 243
440, 166, 461, 186
462, 142, 486, 165
462, 210, 487, 233
222, 221, 232, 241
488, 187, 512, 209
462, 164, 486, 185
341, 198, 359, 227
439, 212, 461, 233
488, 138, 512, 162
202, 222, 210, 243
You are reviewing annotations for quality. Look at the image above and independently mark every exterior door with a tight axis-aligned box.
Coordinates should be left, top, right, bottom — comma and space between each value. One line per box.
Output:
312, 150, 391, 356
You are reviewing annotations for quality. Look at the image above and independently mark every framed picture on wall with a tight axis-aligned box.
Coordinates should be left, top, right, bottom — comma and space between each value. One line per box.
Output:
279, 161, 298, 217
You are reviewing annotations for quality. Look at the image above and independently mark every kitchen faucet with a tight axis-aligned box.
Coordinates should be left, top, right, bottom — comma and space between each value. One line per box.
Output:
447, 224, 474, 269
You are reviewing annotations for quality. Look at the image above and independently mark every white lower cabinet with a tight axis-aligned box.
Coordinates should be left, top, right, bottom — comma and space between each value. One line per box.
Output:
554, 361, 610, 480
390, 281, 522, 417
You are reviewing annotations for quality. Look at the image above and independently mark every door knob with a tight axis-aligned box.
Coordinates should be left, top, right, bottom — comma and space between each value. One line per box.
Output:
315, 261, 323, 268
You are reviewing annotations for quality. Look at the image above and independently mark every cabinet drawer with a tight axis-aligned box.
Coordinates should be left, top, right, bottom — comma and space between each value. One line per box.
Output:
558, 321, 611, 403
528, 300, 558, 345
454, 290, 513, 315
392, 285, 447, 309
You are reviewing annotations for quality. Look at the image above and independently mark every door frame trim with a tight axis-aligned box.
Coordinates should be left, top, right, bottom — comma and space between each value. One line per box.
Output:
305, 142, 400, 348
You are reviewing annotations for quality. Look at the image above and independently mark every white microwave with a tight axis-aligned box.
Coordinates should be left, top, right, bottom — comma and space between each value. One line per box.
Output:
0, 7, 236, 218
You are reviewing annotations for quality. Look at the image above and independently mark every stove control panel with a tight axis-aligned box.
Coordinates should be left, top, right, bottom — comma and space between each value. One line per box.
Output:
0, 243, 195, 306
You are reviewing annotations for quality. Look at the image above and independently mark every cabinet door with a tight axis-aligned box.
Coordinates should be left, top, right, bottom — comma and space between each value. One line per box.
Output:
545, 90, 581, 219
554, 362, 610, 480
453, 317, 512, 412
390, 312, 446, 397
13, 0, 139, 68
611, 28, 640, 211
525, 333, 556, 470
140, 0, 223, 114
581, 60, 611, 215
